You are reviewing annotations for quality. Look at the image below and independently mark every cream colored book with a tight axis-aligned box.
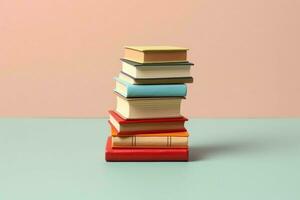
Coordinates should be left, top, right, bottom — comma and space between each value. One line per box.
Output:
112, 136, 188, 148
115, 93, 183, 119
124, 46, 188, 63
118, 72, 194, 84
121, 61, 191, 79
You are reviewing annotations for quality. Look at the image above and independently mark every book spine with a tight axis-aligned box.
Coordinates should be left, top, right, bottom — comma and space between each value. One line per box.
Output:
126, 84, 187, 97
112, 136, 188, 148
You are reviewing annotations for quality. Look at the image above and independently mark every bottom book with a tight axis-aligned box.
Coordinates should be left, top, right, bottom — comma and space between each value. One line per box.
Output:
105, 137, 189, 162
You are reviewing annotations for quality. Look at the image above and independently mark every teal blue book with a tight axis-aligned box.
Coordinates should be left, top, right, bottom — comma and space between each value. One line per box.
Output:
114, 78, 187, 97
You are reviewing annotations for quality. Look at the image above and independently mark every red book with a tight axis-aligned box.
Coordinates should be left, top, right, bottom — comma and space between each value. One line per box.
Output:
105, 137, 189, 161
108, 110, 187, 135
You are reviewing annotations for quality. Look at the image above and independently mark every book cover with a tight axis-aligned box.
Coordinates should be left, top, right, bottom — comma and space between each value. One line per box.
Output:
121, 59, 192, 79
109, 110, 188, 124
105, 137, 189, 162
112, 135, 188, 148
125, 46, 188, 52
119, 71, 193, 84
120, 58, 194, 67
108, 120, 187, 135
110, 124, 189, 137
114, 77, 187, 97
123, 46, 188, 63
108, 110, 187, 134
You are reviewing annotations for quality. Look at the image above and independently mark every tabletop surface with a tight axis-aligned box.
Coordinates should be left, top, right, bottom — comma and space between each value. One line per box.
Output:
1, 118, 300, 200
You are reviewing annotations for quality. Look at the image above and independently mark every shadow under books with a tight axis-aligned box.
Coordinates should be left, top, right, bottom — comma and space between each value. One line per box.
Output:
189, 134, 300, 161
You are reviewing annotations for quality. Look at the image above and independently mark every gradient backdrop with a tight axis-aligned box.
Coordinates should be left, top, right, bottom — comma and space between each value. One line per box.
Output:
1, 0, 300, 117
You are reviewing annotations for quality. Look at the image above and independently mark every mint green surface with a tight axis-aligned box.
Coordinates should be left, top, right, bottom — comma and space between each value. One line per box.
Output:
0, 118, 300, 200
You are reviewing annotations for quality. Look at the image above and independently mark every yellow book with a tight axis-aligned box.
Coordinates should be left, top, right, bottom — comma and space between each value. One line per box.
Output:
112, 136, 188, 148
124, 46, 188, 63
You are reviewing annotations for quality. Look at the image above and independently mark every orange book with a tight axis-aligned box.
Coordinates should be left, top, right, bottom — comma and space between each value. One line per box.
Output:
111, 135, 188, 148
111, 126, 189, 148
110, 124, 189, 137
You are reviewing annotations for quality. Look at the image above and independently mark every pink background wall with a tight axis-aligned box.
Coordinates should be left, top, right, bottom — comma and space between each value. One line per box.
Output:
1, 0, 300, 117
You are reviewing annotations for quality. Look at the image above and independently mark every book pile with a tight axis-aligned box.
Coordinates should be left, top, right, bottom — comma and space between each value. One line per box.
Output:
105, 46, 194, 161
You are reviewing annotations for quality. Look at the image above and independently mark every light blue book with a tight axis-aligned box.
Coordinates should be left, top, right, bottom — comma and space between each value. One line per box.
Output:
114, 77, 187, 97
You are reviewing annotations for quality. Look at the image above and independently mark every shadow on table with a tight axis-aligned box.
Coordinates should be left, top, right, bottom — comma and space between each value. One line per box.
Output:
189, 135, 299, 161
190, 141, 256, 161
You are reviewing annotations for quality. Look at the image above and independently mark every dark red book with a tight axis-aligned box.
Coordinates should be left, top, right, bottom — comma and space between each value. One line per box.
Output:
105, 137, 189, 162
108, 110, 187, 135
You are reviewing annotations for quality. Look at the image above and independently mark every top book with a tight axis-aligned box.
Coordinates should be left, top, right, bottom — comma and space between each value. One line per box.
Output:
124, 46, 188, 63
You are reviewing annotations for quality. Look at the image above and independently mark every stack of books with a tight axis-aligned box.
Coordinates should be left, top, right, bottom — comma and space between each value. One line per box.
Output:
105, 46, 194, 161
